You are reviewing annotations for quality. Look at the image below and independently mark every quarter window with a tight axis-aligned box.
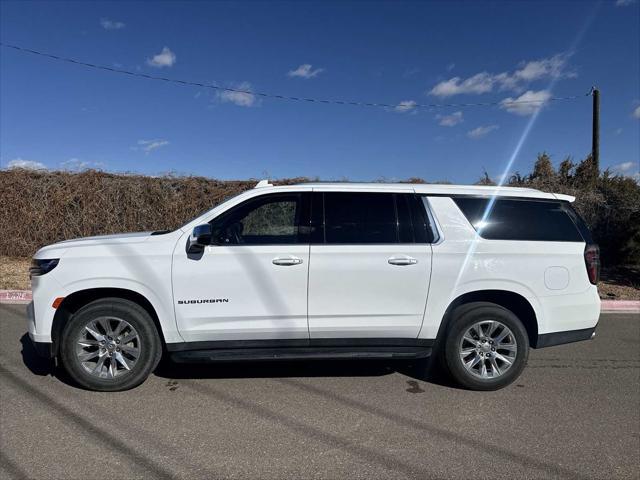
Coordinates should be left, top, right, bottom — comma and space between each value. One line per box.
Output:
453, 197, 585, 242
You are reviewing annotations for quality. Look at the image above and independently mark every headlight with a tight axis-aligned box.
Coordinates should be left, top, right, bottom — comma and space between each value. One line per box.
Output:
29, 259, 59, 277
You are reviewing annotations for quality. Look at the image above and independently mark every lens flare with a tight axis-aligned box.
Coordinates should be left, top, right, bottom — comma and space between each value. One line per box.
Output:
448, 3, 600, 296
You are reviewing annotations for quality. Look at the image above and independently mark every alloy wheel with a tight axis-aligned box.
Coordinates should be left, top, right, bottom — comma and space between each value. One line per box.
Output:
458, 320, 517, 379
75, 316, 141, 379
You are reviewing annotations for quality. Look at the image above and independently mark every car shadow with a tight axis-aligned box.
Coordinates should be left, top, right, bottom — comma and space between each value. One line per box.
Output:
19, 333, 53, 376
20, 332, 457, 390
19, 333, 78, 387
153, 355, 457, 388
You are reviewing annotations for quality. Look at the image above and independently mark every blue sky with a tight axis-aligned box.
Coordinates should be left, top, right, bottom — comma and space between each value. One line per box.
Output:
1, 0, 638, 183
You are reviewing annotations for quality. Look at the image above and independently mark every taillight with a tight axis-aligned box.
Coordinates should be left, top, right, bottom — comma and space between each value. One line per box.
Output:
584, 244, 600, 285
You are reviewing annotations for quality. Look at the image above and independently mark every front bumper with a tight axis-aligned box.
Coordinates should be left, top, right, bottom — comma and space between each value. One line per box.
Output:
30, 337, 54, 358
27, 301, 55, 358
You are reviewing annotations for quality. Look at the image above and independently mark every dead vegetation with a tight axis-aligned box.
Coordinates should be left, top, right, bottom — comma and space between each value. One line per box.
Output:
0, 169, 307, 257
0, 257, 31, 290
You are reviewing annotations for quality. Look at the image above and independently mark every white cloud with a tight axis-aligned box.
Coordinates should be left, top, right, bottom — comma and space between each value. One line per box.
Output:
633, 105, 640, 119
146, 47, 176, 68
500, 90, 552, 116
467, 124, 499, 139
429, 72, 494, 97
611, 161, 639, 183
216, 82, 257, 107
615, 128, 623, 135
60, 158, 104, 171
611, 161, 637, 173
615, 0, 636, 6
6, 158, 47, 170
510, 54, 573, 83
446, 63, 455, 71
287, 64, 324, 79
394, 100, 417, 113
436, 111, 463, 126
136, 139, 169, 154
429, 54, 573, 97
100, 18, 125, 30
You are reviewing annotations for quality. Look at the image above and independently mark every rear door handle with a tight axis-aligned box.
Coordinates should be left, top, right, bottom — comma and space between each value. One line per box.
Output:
388, 255, 418, 266
272, 256, 303, 266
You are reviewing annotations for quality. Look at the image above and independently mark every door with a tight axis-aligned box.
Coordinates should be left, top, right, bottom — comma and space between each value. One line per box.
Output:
308, 191, 432, 339
172, 192, 311, 343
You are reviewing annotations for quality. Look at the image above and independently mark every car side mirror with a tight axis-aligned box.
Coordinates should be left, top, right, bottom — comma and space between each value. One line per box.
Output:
187, 224, 212, 253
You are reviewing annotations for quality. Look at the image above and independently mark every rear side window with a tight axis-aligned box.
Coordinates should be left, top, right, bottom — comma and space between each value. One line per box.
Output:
323, 192, 397, 244
453, 197, 585, 242
310, 192, 435, 244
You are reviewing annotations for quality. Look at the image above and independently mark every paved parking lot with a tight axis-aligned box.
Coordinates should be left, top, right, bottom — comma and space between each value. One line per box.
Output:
0, 304, 638, 479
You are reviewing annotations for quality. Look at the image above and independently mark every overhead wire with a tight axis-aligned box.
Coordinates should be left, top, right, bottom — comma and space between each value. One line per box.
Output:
1, 42, 592, 110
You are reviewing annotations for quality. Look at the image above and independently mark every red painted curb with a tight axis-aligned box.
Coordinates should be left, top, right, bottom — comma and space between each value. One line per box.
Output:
0, 290, 32, 304
600, 300, 640, 312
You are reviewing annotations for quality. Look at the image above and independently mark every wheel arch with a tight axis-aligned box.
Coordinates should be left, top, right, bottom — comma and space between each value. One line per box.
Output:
51, 288, 166, 357
435, 290, 539, 348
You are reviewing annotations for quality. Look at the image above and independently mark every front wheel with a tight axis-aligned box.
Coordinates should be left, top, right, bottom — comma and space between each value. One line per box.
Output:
443, 302, 529, 391
60, 298, 162, 391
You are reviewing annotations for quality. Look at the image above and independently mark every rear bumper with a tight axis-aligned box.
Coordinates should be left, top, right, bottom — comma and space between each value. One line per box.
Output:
534, 325, 597, 348
536, 287, 600, 335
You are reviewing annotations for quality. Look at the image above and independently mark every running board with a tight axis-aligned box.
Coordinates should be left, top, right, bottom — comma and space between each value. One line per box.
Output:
170, 346, 432, 363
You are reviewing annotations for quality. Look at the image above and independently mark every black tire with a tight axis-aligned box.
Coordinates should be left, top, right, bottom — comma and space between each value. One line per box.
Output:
60, 298, 162, 392
442, 302, 529, 391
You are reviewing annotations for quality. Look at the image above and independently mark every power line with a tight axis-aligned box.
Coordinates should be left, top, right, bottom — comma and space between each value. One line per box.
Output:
1, 42, 591, 110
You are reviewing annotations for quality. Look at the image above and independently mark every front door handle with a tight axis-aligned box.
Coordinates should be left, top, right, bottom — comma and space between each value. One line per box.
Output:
272, 256, 303, 266
388, 255, 418, 266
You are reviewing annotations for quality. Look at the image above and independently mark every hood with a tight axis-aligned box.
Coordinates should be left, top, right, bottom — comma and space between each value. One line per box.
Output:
57, 231, 154, 244
34, 231, 155, 258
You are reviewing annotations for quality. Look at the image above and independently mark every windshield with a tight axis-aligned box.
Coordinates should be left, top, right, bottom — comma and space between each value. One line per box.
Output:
179, 189, 249, 230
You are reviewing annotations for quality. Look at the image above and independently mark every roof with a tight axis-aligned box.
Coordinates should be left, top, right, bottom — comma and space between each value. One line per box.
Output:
253, 180, 575, 202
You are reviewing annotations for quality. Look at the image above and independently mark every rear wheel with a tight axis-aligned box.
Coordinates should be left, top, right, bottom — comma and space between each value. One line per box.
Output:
443, 302, 529, 391
60, 298, 162, 391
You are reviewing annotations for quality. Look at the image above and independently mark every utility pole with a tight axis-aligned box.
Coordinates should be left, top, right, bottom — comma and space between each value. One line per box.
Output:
591, 86, 600, 170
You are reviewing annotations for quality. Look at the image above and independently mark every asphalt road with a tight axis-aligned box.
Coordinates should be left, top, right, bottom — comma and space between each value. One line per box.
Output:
0, 304, 638, 480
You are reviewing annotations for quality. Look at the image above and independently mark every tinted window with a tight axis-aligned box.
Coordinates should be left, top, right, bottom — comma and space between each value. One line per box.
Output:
453, 197, 584, 242
413, 196, 436, 243
211, 194, 304, 245
396, 194, 414, 243
563, 204, 594, 243
324, 193, 397, 244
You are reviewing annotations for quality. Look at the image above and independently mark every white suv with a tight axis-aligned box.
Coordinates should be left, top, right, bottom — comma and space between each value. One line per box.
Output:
28, 181, 601, 391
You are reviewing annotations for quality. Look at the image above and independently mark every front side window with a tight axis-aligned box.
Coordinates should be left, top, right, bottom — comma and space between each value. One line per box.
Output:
210, 194, 304, 245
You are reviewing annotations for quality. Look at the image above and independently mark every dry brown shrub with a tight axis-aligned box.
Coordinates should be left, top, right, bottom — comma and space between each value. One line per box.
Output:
0, 169, 309, 257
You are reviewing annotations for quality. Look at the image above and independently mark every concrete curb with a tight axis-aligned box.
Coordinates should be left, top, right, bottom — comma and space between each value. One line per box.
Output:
1, 289, 639, 313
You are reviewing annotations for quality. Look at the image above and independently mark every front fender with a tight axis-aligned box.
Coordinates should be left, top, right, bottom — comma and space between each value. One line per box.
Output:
33, 277, 183, 345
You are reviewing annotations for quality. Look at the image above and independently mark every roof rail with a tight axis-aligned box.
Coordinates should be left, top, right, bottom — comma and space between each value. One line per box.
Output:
254, 179, 273, 189
553, 193, 576, 203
